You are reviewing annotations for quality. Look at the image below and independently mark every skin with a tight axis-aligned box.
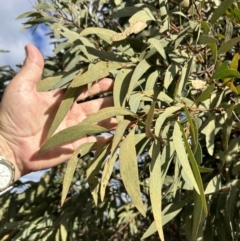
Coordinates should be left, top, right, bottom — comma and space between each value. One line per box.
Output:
0, 44, 114, 181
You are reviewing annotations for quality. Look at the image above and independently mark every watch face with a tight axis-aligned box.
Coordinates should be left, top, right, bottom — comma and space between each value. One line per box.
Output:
0, 163, 12, 189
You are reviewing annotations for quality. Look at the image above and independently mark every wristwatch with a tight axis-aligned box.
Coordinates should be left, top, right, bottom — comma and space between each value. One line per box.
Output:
0, 155, 15, 192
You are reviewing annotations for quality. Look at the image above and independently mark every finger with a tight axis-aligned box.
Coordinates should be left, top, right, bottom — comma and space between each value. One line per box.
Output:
9, 44, 44, 92
77, 78, 113, 102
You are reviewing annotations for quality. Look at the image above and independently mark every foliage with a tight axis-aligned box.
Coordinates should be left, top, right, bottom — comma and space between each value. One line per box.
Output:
1, 0, 240, 240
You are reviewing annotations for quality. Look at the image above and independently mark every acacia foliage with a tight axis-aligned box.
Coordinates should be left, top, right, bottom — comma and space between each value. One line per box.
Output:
1, 0, 240, 240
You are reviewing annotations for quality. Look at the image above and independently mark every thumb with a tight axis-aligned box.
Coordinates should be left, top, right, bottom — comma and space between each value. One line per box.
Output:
11, 44, 44, 91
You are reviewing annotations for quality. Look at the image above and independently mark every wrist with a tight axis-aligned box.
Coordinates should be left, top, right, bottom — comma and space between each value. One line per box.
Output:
0, 135, 21, 182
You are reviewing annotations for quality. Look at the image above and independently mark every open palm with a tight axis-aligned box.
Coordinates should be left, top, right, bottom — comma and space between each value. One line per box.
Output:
0, 45, 114, 180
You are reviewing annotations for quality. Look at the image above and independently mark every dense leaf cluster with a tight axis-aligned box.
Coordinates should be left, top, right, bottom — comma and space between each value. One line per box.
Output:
1, 0, 240, 240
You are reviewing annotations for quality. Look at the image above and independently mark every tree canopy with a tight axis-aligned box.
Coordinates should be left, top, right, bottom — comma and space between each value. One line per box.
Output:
1, 0, 240, 240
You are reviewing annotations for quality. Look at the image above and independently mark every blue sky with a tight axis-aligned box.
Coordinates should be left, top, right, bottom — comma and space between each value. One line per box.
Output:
30, 24, 51, 55
0, 0, 53, 68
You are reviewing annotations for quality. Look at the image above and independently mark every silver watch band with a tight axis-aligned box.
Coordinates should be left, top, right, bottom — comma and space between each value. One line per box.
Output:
0, 186, 13, 196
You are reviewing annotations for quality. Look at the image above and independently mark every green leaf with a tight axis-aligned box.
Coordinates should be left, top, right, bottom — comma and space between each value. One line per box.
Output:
61, 142, 96, 206
162, 200, 186, 225
38, 2, 55, 11
112, 8, 154, 41
157, 92, 173, 103
47, 80, 83, 138
230, 53, 239, 70
198, 34, 217, 44
145, 70, 158, 90
155, 106, 182, 138
218, 36, 240, 55
201, 114, 216, 156
141, 221, 157, 240
210, 0, 235, 24
173, 122, 200, 194
184, 106, 198, 148
198, 166, 213, 173
86, 46, 128, 62
223, 109, 233, 151
71, 61, 127, 88
82, 107, 136, 124
192, 191, 205, 240
149, 141, 165, 241
141, 200, 186, 240
145, 101, 155, 138
113, 68, 133, 108
16, 11, 37, 20
208, 43, 217, 64
177, 57, 194, 97
226, 82, 238, 94
129, 93, 145, 113
196, 84, 215, 103
87, 144, 111, 205
60, 26, 82, 43
161, 142, 175, 182
164, 64, 179, 89
225, 186, 238, 238
212, 69, 240, 79
100, 120, 130, 201
60, 224, 67, 241
110, 120, 130, 157
148, 38, 166, 60
37, 75, 63, 92
127, 59, 151, 99
52, 70, 81, 89
41, 124, 107, 152
194, 142, 203, 165
204, 175, 221, 195
111, 6, 140, 18
178, 123, 207, 214
129, 9, 155, 23
80, 27, 117, 44
119, 127, 146, 216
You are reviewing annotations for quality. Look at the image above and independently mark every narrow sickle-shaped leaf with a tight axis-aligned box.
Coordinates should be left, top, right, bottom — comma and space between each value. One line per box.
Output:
210, 0, 235, 24
41, 124, 107, 152
47, 77, 83, 139
127, 59, 151, 99
71, 61, 128, 88
82, 107, 136, 124
184, 106, 198, 150
196, 84, 215, 104
145, 101, 155, 138
61, 142, 96, 205
100, 120, 130, 201
80, 27, 117, 44
150, 141, 165, 241
192, 191, 205, 240
119, 127, 146, 216
87, 144, 111, 205
201, 114, 216, 156
155, 106, 182, 138
173, 122, 200, 194
178, 123, 207, 214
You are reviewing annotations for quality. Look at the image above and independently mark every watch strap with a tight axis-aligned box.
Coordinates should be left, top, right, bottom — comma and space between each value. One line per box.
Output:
0, 186, 13, 196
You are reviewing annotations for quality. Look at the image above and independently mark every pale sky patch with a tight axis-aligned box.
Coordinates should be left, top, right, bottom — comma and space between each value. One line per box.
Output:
0, 0, 53, 69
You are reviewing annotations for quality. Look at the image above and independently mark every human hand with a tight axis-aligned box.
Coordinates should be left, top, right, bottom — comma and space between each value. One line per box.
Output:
0, 44, 114, 181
